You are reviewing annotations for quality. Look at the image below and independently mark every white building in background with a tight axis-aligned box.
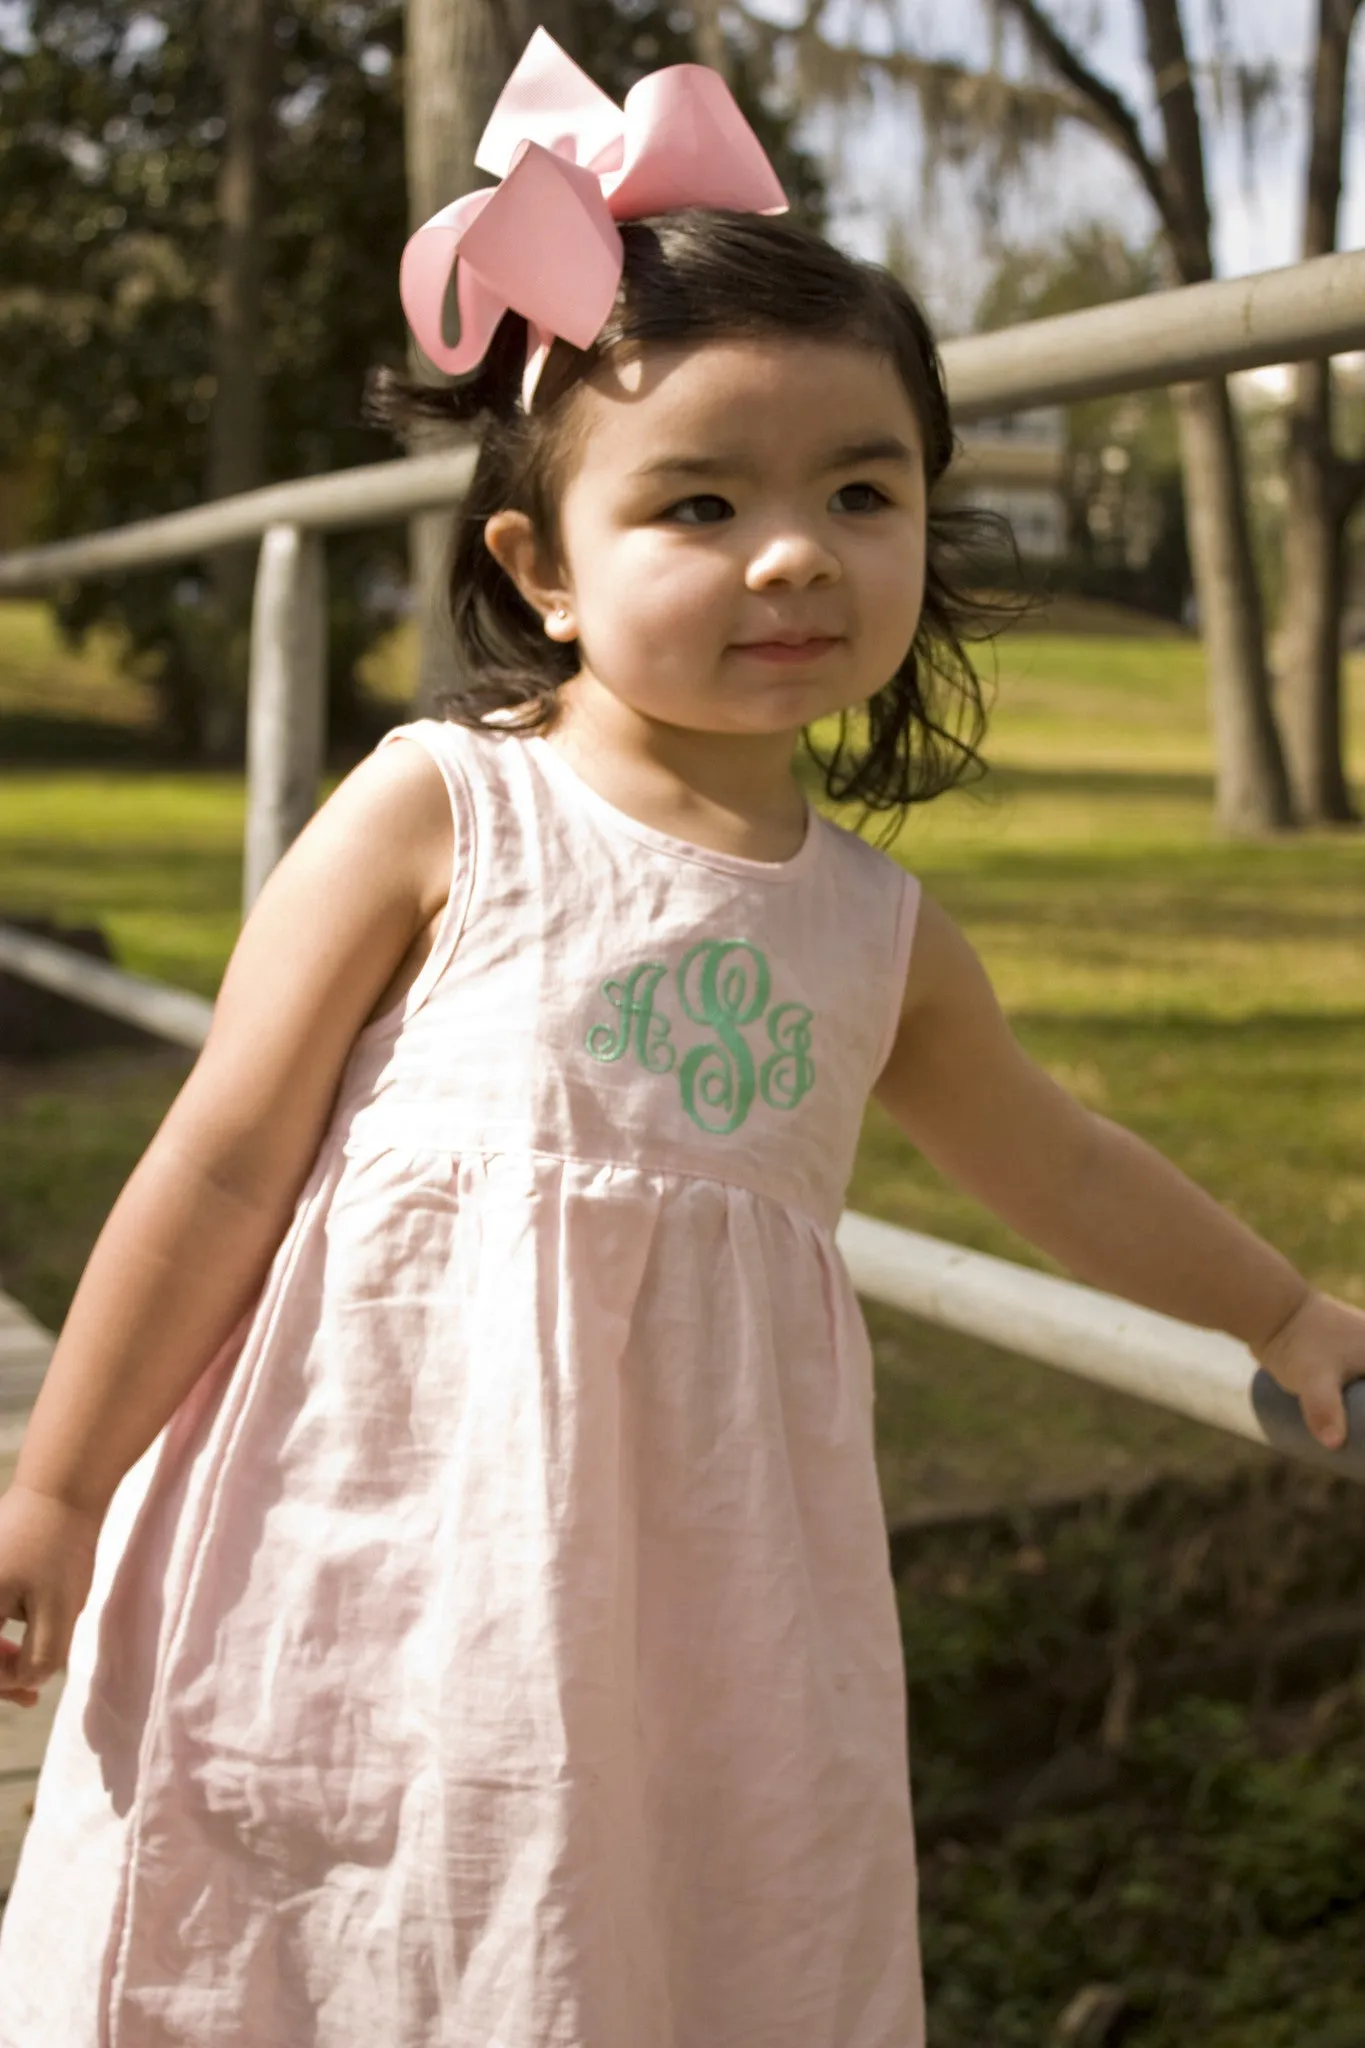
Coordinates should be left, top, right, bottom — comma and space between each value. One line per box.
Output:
948, 407, 1069, 561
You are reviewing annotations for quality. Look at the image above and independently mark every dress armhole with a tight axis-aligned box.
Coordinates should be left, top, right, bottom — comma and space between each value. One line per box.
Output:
368, 720, 478, 1030
872, 866, 923, 1082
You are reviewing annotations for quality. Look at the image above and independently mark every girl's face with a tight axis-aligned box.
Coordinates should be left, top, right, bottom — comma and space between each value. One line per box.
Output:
488, 336, 929, 743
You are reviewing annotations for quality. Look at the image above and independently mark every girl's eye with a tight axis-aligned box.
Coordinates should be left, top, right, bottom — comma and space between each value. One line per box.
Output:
833, 481, 890, 514
663, 494, 734, 526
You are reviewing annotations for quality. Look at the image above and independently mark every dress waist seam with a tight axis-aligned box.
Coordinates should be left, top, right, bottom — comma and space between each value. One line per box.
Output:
334, 1124, 839, 1233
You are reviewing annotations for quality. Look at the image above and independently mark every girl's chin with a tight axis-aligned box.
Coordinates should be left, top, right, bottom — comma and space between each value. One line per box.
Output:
580, 665, 873, 735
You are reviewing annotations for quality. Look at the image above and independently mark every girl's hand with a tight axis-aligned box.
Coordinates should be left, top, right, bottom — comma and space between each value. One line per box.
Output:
0, 1484, 101, 1706
1253, 1289, 1365, 1451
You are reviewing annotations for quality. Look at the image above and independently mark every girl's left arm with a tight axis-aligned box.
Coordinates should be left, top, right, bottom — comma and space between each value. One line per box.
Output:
874, 893, 1365, 1449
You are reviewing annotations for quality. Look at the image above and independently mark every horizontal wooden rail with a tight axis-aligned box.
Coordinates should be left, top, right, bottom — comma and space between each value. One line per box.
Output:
0, 446, 477, 594
942, 245, 1365, 417
835, 1212, 1365, 1479
834, 1211, 1265, 1441
2, 249, 1365, 595
0, 925, 214, 1049
2, 925, 1359, 1481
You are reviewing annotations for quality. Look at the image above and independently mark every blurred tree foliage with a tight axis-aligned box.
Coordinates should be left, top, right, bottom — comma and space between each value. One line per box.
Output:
975, 224, 1190, 622
0, 1, 822, 758
0, 0, 407, 755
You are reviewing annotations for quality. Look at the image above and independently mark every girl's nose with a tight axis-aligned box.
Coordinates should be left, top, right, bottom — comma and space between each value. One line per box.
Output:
744, 528, 841, 590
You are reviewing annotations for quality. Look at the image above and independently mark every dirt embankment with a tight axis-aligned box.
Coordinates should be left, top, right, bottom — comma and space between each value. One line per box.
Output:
902, 1464, 1365, 2045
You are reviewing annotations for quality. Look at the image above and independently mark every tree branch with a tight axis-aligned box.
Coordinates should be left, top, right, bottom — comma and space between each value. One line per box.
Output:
778, 38, 1073, 123
993, 0, 1178, 241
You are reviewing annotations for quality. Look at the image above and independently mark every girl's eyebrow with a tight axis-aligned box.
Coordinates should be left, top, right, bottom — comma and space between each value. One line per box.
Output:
631, 434, 918, 481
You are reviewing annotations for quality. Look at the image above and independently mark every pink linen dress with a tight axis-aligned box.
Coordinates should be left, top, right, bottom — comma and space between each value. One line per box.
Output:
0, 716, 924, 2048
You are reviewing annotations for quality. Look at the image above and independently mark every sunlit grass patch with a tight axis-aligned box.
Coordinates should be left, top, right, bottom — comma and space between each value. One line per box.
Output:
0, 772, 246, 995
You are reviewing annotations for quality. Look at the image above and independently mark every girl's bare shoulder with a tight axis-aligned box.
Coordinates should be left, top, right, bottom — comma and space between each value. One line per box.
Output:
314, 731, 456, 925
164, 737, 456, 1193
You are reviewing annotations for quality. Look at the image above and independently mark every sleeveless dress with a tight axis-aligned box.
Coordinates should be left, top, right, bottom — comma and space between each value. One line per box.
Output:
0, 718, 924, 2048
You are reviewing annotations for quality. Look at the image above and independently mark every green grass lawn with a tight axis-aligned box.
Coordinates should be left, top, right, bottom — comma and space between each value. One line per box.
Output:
3, 603, 1364, 1517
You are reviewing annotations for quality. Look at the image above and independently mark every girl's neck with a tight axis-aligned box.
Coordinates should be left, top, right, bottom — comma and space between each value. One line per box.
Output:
541, 680, 808, 865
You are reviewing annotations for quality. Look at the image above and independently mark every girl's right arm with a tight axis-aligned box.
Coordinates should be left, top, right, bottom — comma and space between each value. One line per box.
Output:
875, 893, 1362, 1446
0, 737, 453, 1701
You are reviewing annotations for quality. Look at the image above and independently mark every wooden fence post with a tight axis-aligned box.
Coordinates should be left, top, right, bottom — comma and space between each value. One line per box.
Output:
243, 522, 326, 910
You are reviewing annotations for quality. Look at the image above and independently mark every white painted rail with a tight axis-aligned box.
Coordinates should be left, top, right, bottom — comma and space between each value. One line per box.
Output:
0, 445, 477, 593
243, 525, 327, 909
834, 1211, 1265, 1443
942, 245, 1365, 417
0, 926, 214, 1050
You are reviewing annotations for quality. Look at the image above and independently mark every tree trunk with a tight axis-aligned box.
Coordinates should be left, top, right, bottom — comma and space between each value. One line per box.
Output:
1137, 0, 1292, 833
205, 0, 271, 760
691, 0, 731, 76
1173, 381, 1293, 833
873, 0, 1302, 830
403, 0, 580, 713
1278, 361, 1356, 820
1274, 0, 1361, 824
1135, 0, 1212, 286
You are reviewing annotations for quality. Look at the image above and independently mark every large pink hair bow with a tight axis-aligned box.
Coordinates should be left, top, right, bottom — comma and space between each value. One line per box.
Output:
400, 28, 788, 406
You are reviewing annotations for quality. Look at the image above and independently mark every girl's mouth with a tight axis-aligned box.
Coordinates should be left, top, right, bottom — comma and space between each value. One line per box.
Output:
734, 637, 842, 664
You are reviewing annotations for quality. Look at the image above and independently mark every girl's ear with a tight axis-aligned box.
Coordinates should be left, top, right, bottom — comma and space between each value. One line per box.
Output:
482, 511, 578, 643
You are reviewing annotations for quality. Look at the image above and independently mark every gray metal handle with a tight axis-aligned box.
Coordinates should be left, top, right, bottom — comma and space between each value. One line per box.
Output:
1251, 1370, 1365, 1479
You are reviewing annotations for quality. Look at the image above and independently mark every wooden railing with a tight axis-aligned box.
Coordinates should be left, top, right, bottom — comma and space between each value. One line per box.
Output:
3, 246, 1365, 1473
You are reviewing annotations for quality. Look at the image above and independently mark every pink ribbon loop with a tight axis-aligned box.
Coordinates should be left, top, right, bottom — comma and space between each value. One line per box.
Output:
400, 28, 788, 404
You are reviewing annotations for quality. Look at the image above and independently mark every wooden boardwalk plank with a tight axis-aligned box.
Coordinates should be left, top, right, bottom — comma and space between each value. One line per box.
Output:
0, 1292, 58, 1898
0, 1292, 53, 1451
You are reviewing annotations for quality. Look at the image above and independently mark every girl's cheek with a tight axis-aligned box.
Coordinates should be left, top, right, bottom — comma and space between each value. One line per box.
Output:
629, 551, 731, 613
872, 538, 925, 614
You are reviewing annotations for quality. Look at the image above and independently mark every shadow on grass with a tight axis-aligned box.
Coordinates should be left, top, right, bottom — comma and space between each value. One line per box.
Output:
0, 713, 169, 767
0, 840, 242, 920
908, 841, 1365, 948
1008, 1007, 1365, 1039
981, 761, 1217, 804
953, 758, 1365, 833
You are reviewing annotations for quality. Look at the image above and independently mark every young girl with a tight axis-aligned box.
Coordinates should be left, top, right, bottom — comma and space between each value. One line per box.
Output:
0, 32, 1360, 2048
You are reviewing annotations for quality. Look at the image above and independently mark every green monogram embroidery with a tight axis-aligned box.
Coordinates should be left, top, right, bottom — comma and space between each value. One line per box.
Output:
585, 962, 677, 1074
584, 939, 815, 1135
762, 1002, 816, 1111
677, 939, 769, 1135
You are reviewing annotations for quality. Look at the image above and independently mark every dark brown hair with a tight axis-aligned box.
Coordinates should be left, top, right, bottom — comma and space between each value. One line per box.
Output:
370, 208, 1012, 818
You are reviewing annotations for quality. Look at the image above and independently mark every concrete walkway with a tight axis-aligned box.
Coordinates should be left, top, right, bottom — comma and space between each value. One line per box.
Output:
0, 1292, 60, 1896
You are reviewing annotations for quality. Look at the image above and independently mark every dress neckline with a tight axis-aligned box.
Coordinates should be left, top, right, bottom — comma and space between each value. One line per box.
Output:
525, 735, 821, 884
